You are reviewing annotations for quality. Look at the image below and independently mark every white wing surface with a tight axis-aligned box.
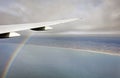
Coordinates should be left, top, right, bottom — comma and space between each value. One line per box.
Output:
0, 18, 78, 34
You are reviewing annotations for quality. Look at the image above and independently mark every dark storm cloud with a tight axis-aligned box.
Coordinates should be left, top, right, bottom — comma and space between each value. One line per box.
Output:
0, 0, 120, 35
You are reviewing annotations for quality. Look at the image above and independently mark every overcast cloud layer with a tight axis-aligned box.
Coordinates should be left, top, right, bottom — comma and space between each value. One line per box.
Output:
0, 0, 120, 35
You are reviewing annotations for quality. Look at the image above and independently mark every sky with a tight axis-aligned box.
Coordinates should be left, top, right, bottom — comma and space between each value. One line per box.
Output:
0, 0, 120, 35
0, 1, 120, 77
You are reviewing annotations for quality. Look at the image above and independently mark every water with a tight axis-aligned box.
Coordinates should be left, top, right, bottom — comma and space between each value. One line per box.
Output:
4, 44, 120, 78
0, 36, 120, 78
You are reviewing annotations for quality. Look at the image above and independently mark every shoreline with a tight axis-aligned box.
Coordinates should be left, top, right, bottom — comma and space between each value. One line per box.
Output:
1, 43, 120, 56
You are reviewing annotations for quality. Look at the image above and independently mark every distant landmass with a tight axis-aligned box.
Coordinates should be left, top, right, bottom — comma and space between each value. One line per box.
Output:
0, 36, 120, 56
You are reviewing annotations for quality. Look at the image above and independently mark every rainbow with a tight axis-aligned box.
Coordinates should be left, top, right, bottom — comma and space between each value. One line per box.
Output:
1, 33, 32, 78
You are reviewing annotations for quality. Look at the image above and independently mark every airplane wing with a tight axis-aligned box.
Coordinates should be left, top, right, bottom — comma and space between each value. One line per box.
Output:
0, 18, 78, 38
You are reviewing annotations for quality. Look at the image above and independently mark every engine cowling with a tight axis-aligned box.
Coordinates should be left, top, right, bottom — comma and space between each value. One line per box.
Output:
0, 32, 20, 38
31, 26, 52, 31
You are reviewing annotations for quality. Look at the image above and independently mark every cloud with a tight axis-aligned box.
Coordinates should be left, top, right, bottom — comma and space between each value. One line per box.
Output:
57, 31, 120, 35
0, 0, 120, 35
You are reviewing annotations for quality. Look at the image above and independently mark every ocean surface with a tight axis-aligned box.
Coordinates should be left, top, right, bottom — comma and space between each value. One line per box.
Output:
0, 44, 120, 78
0, 36, 120, 78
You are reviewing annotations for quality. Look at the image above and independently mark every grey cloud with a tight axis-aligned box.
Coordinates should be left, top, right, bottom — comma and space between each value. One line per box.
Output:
0, 0, 120, 35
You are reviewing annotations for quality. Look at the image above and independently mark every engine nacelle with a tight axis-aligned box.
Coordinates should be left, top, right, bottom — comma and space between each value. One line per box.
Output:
31, 26, 52, 31
0, 32, 20, 38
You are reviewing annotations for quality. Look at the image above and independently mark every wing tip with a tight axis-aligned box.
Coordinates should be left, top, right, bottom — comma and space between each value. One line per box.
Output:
64, 18, 79, 22
70, 18, 79, 21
